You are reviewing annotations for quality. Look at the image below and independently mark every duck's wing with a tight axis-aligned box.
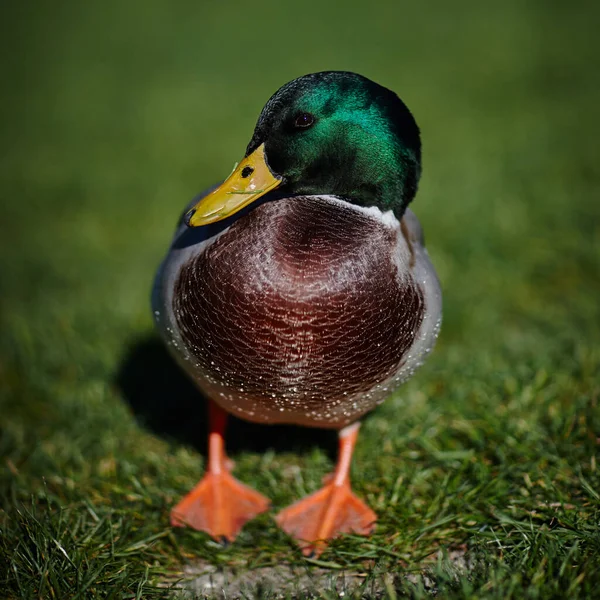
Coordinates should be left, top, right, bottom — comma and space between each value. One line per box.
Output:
394, 207, 442, 385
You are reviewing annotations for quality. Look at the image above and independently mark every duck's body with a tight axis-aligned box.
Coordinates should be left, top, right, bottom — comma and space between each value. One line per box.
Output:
152, 71, 441, 554
153, 196, 440, 428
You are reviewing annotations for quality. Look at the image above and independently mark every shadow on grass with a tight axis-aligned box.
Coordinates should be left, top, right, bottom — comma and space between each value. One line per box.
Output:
116, 336, 336, 459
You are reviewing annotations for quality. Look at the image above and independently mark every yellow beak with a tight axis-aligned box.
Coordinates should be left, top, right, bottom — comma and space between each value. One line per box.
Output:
185, 143, 282, 227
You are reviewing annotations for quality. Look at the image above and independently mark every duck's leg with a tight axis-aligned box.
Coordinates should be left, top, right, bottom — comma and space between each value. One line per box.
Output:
170, 400, 270, 541
276, 422, 376, 556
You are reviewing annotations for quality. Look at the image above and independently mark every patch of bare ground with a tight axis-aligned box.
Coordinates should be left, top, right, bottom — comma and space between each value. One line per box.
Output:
168, 548, 471, 598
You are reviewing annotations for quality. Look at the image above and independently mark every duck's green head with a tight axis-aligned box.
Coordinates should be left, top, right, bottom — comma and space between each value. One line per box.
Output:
186, 71, 421, 226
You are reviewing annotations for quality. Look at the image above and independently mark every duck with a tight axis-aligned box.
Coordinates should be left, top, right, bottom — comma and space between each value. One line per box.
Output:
152, 71, 442, 556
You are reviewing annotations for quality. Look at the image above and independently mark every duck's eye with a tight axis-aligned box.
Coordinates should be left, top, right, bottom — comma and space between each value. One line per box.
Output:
294, 112, 315, 129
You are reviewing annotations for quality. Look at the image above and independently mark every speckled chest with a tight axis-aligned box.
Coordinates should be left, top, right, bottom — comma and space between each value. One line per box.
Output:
172, 197, 424, 425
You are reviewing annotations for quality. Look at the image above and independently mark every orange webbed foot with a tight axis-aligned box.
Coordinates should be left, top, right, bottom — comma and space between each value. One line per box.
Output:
170, 400, 269, 541
276, 480, 376, 556
276, 421, 376, 556
171, 470, 270, 541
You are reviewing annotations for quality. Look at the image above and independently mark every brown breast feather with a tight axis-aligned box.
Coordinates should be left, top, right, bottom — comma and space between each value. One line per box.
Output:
173, 197, 424, 417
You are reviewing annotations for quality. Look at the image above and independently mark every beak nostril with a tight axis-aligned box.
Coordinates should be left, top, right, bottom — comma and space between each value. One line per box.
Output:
240, 166, 254, 178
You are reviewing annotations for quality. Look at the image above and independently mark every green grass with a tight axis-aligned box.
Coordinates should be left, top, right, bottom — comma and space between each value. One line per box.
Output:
1, 0, 599, 597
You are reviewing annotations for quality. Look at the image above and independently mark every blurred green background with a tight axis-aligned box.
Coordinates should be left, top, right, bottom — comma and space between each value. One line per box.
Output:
1, 0, 599, 597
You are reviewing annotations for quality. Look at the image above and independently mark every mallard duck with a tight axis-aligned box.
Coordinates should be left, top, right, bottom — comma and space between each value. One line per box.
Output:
152, 71, 442, 555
